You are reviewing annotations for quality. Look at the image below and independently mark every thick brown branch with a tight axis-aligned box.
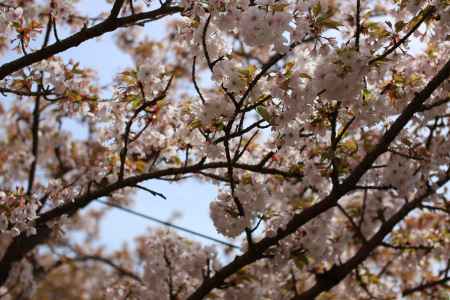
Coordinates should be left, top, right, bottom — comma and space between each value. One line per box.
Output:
292, 174, 450, 300
186, 57, 450, 300
355, 0, 361, 51
26, 90, 41, 195
109, 0, 126, 19
342, 57, 450, 189
0, 159, 299, 285
0, 4, 183, 80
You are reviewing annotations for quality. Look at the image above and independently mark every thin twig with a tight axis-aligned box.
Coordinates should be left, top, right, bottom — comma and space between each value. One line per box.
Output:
369, 6, 435, 65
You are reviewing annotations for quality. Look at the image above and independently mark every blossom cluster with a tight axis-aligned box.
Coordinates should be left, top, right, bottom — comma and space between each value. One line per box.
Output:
136, 229, 218, 299
0, 189, 39, 236
0, 0, 449, 299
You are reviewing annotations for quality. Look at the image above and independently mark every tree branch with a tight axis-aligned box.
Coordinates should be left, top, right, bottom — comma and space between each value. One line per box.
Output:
355, 0, 361, 51
403, 276, 450, 296
46, 254, 142, 283
0, 158, 298, 286
0, 4, 183, 80
369, 6, 436, 65
185, 57, 450, 300
292, 173, 450, 300
109, 0, 126, 19
26, 88, 42, 195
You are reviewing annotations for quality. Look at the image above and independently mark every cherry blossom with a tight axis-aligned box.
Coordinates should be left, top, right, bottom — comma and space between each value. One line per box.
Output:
0, 0, 449, 299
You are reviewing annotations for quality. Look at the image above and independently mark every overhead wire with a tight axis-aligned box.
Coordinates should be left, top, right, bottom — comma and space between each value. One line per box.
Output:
95, 199, 240, 249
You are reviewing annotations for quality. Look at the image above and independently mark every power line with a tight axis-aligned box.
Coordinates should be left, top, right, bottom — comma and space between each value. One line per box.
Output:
95, 199, 240, 249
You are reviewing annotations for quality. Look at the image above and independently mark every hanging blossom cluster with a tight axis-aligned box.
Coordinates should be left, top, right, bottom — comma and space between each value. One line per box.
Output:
310, 48, 370, 104
32, 57, 97, 97
139, 230, 218, 299
136, 61, 167, 96
0, 0, 449, 299
104, 229, 220, 300
0, 6, 23, 55
0, 189, 39, 236
239, 5, 292, 52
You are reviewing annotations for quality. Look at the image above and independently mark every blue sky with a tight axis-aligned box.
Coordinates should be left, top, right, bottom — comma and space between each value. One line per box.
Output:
66, 1, 228, 251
